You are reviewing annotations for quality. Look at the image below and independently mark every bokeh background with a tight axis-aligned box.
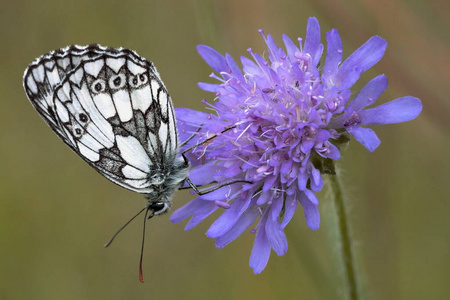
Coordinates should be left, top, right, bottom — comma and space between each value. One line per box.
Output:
0, 0, 448, 299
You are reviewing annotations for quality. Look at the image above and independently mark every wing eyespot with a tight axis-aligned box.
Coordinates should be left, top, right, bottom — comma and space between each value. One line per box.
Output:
139, 74, 148, 85
109, 74, 126, 89
73, 125, 84, 139
91, 79, 107, 94
129, 75, 139, 88
78, 112, 89, 124
129, 73, 148, 88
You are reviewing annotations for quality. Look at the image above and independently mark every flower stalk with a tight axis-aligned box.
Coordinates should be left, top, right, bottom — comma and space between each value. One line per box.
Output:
329, 172, 359, 300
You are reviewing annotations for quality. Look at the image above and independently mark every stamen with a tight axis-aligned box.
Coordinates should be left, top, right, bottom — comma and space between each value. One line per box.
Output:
236, 123, 252, 141
215, 200, 231, 209
209, 72, 225, 82
234, 155, 259, 168
298, 37, 303, 52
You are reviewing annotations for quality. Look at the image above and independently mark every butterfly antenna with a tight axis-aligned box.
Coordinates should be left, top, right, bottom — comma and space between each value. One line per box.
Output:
104, 207, 147, 248
139, 207, 152, 283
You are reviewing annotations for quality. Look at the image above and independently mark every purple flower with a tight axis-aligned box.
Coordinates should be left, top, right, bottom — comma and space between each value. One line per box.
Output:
171, 17, 422, 273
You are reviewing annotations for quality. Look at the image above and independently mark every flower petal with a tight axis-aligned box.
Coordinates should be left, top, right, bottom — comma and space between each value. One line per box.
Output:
265, 215, 287, 256
207, 197, 249, 238
241, 55, 261, 76
326, 142, 341, 160
175, 107, 212, 124
198, 82, 220, 92
360, 96, 422, 125
270, 194, 284, 221
304, 17, 321, 57
225, 53, 244, 79
281, 195, 298, 229
257, 191, 272, 205
311, 167, 322, 189
304, 189, 319, 205
215, 207, 260, 248
170, 198, 201, 223
323, 29, 343, 77
347, 125, 380, 152
170, 198, 217, 228
249, 214, 271, 274
262, 175, 278, 192
282, 34, 299, 62
297, 170, 308, 191
349, 74, 388, 111
336, 36, 387, 89
188, 161, 219, 186
185, 204, 218, 230
197, 45, 229, 74
312, 44, 324, 67
299, 192, 320, 230
263, 33, 281, 62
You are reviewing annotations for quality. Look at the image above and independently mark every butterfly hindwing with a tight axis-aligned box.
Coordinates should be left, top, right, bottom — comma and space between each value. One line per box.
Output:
23, 45, 179, 193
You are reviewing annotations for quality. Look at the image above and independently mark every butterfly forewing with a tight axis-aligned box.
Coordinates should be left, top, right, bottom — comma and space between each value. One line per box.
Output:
23, 45, 180, 193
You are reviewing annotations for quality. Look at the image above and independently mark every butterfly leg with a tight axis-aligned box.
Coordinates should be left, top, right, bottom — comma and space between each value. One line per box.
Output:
183, 177, 252, 196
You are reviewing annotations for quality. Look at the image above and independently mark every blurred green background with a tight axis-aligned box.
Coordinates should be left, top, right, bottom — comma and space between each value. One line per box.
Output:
0, 0, 448, 299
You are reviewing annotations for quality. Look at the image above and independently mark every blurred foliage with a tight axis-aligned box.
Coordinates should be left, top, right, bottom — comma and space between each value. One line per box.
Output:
0, 0, 448, 299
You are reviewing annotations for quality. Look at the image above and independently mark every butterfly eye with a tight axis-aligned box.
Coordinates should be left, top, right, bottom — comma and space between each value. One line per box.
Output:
78, 113, 89, 124
109, 74, 126, 89
91, 79, 106, 94
139, 74, 148, 85
149, 201, 168, 215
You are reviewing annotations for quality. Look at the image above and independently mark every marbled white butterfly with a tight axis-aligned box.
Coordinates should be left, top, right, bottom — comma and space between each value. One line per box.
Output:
22, 44, 235, 282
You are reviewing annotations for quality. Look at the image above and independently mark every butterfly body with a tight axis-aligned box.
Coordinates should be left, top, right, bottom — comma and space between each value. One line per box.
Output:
23, 44, 188, 215
144, 157, 189, 215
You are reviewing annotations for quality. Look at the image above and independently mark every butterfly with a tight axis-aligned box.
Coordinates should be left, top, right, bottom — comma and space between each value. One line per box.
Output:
23, 44, 199, 282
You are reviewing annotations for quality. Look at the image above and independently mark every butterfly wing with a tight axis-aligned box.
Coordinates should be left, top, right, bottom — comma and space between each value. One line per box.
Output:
23, 45, 179, 193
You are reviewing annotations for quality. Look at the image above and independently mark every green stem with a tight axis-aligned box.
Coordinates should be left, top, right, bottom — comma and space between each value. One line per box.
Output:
329, 172, 359, 300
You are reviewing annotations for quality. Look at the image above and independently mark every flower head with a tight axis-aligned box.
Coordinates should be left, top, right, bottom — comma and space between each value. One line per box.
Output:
171, 17, 422, 273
